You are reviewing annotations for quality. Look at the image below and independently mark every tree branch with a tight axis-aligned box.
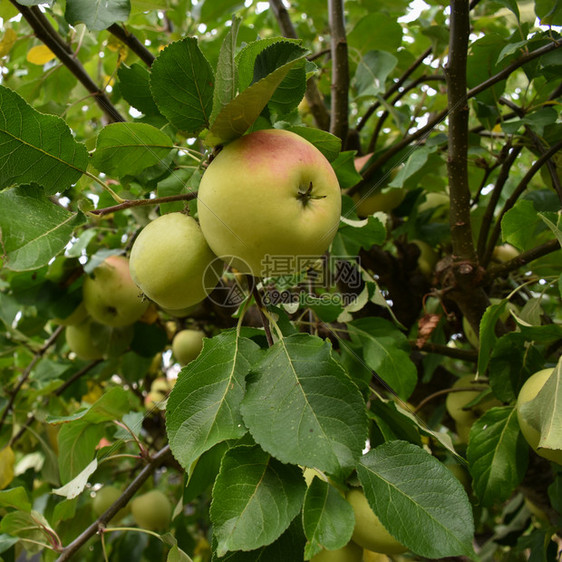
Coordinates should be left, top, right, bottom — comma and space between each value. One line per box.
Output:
269, 0, 330, 130
485, 239, 561, 281
55, 445, 172, 561
328, 0, 349, 145
410, 340, 478, 362
483, 138, 562, 264
90, 193, 198, 216
0, 326, 64, 430
107, 24, 155, 67
11, 2, 125, 123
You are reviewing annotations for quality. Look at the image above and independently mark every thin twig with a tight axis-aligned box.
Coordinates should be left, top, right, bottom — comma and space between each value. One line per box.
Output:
55, 445, 172, 562
250, 281, 274, 347
410, 340, 478, 362
90, 193, 198, 216
107, 24, 155, 67
0, 325, 64, 430
10, 1, 125, 122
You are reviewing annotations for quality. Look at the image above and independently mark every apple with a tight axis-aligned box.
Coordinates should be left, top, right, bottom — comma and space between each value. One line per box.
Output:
516, 368, 562, 465
129, 212, 222, 310
93, 485, 129, 522
83, 255, 149, 327
197, 129, 342, 277
417, 191, 449, 218
65, 319, 105, 360
131, 489, 172, 530
363, 550, 391, 562
346, 489, 407, 555
310, 541, 363, 562
411, 239, 437, 278
172, 329, 205, 366
492, 243, 519, 263
53, 302, 88, 326
445, 375, 501, 442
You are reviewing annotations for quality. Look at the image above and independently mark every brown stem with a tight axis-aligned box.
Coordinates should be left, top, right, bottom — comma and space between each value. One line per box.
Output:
328, 0, 349, 145
269, 0, 330, 130
250, 280, 274, 347
410, 340, 478, 362
107, 24, 155, 67
10, 2, 125, 122
483, 138, 562, 264
90, 193, 198, 216
55, 445, 172, 562
414, 384, 489, 414
485, 239, 561, 280
9, 359, 103, 447
0, 325, 64, 430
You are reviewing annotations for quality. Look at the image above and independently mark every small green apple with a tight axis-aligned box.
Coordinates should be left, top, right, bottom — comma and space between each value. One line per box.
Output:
418, 191, 449, 218
346, 489, 407, 555
492, 243, 519, 263
310, 541, 363, 562
53, 302, 88, 327
83, 255, 149, 327
93, 485, 129, 522
446, 375, 500, 442
65, 319, 105, 360
411, 239, 437, 278
363, 550, 391, 562
129, 212, 221, 310
172, 329, 205, 366
131, 490, 172, 531
516, 368, 562, 465
197, 129, 342, 277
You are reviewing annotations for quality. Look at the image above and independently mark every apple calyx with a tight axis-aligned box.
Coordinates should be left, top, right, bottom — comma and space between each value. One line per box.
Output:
296, 181, 327, 206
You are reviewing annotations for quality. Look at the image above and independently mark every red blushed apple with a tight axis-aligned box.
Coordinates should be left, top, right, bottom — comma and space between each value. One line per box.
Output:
197, 129, 342, 277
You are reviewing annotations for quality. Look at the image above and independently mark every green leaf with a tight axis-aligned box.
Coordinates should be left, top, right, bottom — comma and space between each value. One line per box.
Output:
302, 477, 355, 559
91, 122, 174, 176
331, 151, 362, 189
348, 14, 403, 54
287, 127, 342, 162
167, 544, 193, 562
347, 318, 417, 400
0, 85, 88, 194
0, 186, 86, 271
388, 147, 435, 188
118, 63, 161, 116
333, 216, 386, 257
535, 0, 562, 25
538, 211, 562, 247
210, 17, 241, 124
210, 445, 306, 557
206, 44, 308, 146
0, 487, 31, 512
65, 0, 131, 30
241, 333, 367, 481
0, 511, 53, 551
355, 50, 398, 97
467, 407, 528, 507
52, 459, 98, 499
150, 37, 215, 135
199, 0, 244, 23
166, 330, 261, 474
357, 441, 475, 558
477, 300, 511, 379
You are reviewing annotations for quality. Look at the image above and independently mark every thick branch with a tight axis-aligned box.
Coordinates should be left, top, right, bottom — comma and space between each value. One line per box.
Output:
445, 0, 474, 262
11, 2, 125, 122
328, 0, 349, 144
269, 0, 330, 130
55, 445, 172, 561
108, 24, 155, 67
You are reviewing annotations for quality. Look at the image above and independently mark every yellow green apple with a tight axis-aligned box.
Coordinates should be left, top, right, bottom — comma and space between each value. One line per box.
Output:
131, 489, 172, 531
362, 550, 391, 562
491, 243, 519, 263
311, 541, 363, 562
516, 368, 562, 465
83, 255, 149, 327
197, 129, 342, 277
93, 485, 129, 522
418, 191, 449, 218
129, 212, 221, 309
172, 329, 205, 366
65, 319, 106, 360
411, 239, 437, 278
346, 489, 407, 555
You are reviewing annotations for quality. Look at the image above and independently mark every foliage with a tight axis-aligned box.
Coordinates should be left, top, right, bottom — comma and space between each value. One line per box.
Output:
0, 0, 561, 561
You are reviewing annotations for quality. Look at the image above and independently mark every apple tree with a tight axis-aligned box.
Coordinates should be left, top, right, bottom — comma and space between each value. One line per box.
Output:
0, 0, 561, 560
